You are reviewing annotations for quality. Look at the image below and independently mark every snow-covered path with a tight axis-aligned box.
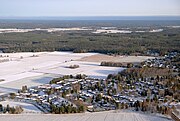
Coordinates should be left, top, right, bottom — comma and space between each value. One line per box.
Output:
0, 111, 172, 121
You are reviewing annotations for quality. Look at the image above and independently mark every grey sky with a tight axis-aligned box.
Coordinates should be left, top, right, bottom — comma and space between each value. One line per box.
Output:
0, 0, 180, 17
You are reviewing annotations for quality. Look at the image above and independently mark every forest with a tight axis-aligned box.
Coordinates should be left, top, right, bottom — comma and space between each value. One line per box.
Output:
0, 20, 179, 55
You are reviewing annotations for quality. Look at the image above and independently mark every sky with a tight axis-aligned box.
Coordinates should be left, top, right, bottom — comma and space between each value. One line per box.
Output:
0, 0, 180, 17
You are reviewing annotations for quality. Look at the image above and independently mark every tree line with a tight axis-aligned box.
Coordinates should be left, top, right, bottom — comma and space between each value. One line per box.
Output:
0, 27, 179, 55
0, 104, 23, 114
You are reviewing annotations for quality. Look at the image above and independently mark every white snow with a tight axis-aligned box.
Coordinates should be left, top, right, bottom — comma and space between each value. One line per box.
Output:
0, 52, 126, 93
0, 51, 153, 94
33, 61, 124, 79
0, 100, 42, 113
0, 52, 124, 83
0, 75, 54, 94
149, 29, 163, 33
93, 29, 132, 34
0, 110, 172, 121
0, 28, 92, 34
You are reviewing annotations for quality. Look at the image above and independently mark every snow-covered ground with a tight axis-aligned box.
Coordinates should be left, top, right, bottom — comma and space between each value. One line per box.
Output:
92, 29, 163, 34
0, 51, 126, 94
33, 61, 124, 79
0, 51, 171, 120
0, 28, 92, 34
0, 100, 42, 113
0, 28, 164, 34
149, 29, 163, 33
0, 75, 55, 94
0, 110, 172, 121
79, 54, 155, 63
0, 51, 154, 94
93, 29, 132, 34
0, 52, 99, 82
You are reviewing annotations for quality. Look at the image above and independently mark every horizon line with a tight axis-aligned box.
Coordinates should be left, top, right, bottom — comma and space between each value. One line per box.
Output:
0, 16, 180, 21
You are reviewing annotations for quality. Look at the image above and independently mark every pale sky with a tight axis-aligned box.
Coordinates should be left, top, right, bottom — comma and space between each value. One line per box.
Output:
0, 0, 180, 17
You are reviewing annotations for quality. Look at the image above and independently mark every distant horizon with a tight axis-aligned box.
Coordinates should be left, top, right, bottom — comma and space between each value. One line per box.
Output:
1, 16, 180, 21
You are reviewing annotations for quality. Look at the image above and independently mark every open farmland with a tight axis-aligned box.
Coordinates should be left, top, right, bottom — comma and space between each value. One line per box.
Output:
0, 110, 171, 121
79, 54, 155, 63
0, 51, 155, 94
0, 75, 54, 94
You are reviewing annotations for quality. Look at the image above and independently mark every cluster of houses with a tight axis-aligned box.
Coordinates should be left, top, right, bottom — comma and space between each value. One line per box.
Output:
13, 71, 179, 114
8, 51, 179, 119
146, 50, 160, 56
15, 83, 74, 112
143, 51, 178, 71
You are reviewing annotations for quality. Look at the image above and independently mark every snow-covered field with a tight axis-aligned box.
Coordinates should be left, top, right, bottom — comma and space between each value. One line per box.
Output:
0, 51, 154, 94
0, 110, 171, 121
0, 51, 126, 94
92, 29, 163, 34
93, 29, 132, 34
0, 75, 55, 94
79, 54, 155, 63
0, 52, 98, 82
0, 28, 164, 34
149, 29, 163, 33
0, 28, 92, 34
33, 61, 124, 79
0, 100, 42, 113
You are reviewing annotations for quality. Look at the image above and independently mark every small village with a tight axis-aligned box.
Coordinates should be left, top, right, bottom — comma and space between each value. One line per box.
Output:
0, 51, 177, 120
